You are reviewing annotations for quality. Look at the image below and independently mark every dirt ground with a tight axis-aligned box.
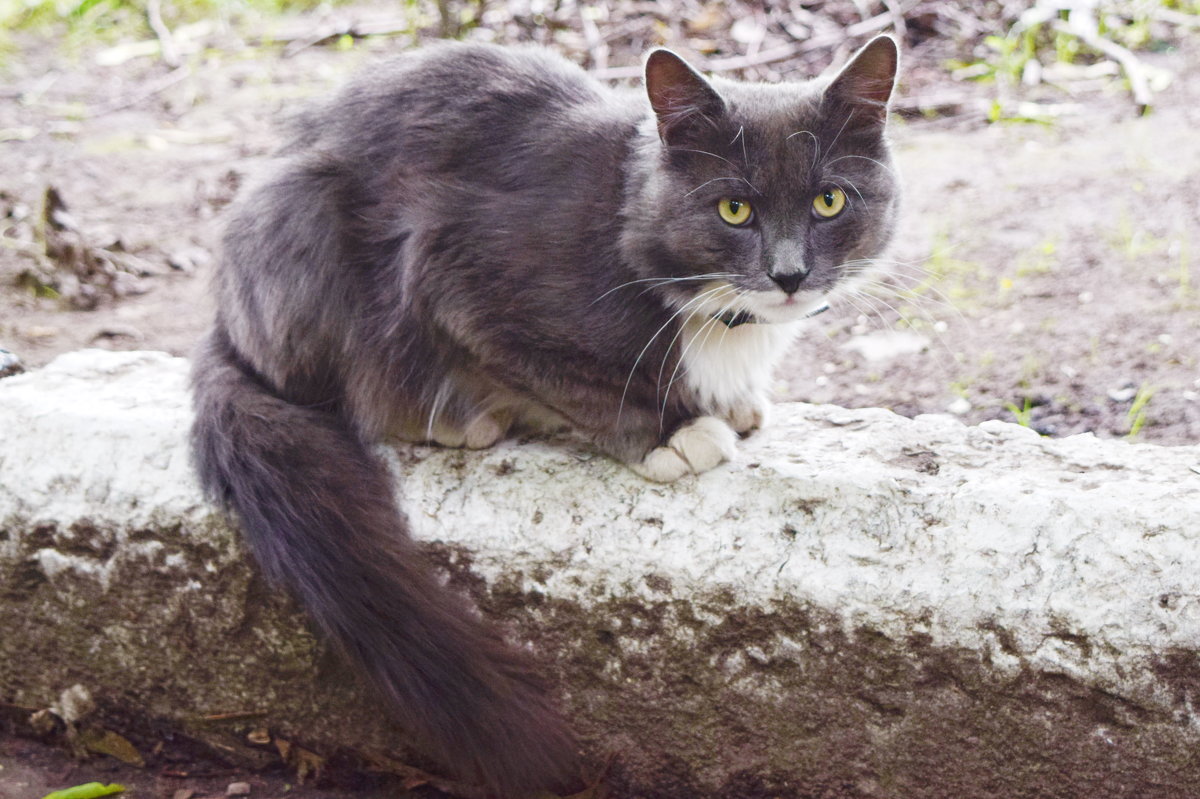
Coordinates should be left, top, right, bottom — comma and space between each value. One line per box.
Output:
3, 7, 1197, 446
2, 2, 1199, 797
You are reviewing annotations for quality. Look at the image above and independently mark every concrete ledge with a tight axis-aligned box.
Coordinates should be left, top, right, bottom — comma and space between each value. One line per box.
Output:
2, 350, 1200, 798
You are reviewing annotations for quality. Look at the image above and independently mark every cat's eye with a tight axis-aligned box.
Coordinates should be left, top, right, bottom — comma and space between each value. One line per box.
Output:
717, 197, 753, 226
813, 188, 847, 219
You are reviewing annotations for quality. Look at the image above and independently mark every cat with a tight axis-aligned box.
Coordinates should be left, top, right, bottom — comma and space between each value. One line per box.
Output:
190, 35, 899, 797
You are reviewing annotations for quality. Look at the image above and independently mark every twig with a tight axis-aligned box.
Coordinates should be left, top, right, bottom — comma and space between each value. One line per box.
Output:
704, 41, 807, 72
590, 30, 849, 81
278, 18, 413, 57
146, 0, 181, 68
1152, 7, 1200, 30
882, 0, 908, 39
1052, 19, 1153, 112
580, 7, 609, 72
89, 64, 191, 117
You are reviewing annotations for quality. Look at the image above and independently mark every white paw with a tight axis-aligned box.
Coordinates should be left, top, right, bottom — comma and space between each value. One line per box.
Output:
429, 420, 466, 448
632, 416, 738, 483
463, 412, 510, 449
431, 412, 510, 449
632, 446, 691, 483
723, 395, 771, 435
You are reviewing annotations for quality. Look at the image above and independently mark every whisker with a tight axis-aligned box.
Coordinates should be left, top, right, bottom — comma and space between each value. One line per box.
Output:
826, 153, 899, 179
590, 273, 739, 306
617, 284, 731, 428
659, 288, 736, 426
669, 147, 736, 168
819, 114, 853, 168
828, 174, 868, 211
684, 177, 756, 198
653, 284, 735, 413
785, 129, 821, 172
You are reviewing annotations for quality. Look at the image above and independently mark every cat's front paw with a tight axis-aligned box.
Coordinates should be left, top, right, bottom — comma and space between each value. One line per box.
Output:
632, 416, 738, 483
722, 395, 771, 435
430, 411, 511, 449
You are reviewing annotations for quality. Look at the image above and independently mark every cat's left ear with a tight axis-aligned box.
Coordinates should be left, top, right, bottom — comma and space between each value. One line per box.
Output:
644, 49, 726, 145
824, 35, 900, 128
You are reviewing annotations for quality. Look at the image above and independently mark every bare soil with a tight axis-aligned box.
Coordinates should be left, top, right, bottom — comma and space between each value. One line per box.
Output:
1, 2, 1198, 797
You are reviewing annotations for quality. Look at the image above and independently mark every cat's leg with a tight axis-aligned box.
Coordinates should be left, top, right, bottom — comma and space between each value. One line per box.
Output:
631, 415, 738, 483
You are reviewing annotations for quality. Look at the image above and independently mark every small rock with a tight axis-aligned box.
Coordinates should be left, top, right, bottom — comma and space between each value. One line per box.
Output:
23, 325, 59, 340
246, 727, 271, 745
91, 325, 144, 343
0, 348, 24, 379
730, 16, 767, 44
55, 683, 96, 724
947, 397, 972, 416
1107, 381, 1138, 403
842, 330, 929, 362
226, 781, 251, 796
167, 246, 210, 273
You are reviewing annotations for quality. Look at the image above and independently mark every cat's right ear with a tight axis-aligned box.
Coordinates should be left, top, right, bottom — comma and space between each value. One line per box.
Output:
823, 35, 900, 129
644, 49, 726, 146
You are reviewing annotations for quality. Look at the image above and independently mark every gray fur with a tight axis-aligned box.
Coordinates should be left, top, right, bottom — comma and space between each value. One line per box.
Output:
191, 38, 900, 796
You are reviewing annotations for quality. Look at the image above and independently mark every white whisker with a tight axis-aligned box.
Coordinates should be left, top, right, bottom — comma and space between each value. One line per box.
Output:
616, 284, 731, 428
590, 272, 739, 306
684, 177, 755, 198
826, 153, 899, 179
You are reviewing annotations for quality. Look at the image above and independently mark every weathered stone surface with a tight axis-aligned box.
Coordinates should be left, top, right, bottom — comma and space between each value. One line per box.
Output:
2, 349, 1200, 798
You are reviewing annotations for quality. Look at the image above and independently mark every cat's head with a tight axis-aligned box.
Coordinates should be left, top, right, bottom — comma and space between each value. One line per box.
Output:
623, 36, 900, 326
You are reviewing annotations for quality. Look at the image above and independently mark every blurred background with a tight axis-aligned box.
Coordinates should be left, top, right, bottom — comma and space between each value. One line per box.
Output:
1, 0, 1198, 445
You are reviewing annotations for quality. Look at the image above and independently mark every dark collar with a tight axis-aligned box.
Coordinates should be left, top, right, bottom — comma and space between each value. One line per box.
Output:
714, 303, 830, 328
715, 310, 757, 328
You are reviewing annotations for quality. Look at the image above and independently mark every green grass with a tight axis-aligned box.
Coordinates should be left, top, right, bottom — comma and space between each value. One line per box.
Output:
950, 0, 1200, 121
1126, 383, 1156, 438
1005, 396, 1036, 428
0, 0, 351, 51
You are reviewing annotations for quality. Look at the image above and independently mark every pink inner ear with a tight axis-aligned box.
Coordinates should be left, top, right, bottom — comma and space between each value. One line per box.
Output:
645, 50, 710, 117
831, 36, 899, 112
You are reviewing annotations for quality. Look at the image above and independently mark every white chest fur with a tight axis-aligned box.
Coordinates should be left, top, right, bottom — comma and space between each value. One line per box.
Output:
678, 316, 801, 416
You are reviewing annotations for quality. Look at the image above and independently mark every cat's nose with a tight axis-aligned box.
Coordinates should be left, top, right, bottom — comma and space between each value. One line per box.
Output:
769, 270, 806, 295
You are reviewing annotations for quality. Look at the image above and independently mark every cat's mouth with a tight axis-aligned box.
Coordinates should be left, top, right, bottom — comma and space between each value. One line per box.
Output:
744, 290, 831, 324
684, 281, 830, 326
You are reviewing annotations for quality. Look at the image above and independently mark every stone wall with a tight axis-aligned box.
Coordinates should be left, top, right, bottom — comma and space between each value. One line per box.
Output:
2, 350, 1200, 797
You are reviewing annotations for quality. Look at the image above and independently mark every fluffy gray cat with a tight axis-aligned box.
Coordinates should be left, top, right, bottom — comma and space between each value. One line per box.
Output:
191, 36, 899, 797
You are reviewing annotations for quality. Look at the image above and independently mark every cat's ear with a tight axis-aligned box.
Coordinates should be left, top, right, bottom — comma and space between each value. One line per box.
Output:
644, 49, 726, 145
824, 35, 899, 128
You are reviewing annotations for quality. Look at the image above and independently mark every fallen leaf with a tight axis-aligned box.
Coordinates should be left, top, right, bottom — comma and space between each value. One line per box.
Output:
273, 737, 324, 783
40, 783, 126, 799
79, 727, 145, 767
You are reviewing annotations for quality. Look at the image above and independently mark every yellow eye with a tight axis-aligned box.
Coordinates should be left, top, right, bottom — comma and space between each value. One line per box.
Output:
717, 197, 752, 226
813, 187, 847, 218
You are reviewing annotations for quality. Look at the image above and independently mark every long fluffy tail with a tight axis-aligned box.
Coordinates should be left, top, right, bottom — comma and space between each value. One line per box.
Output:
190, 329, 579, 797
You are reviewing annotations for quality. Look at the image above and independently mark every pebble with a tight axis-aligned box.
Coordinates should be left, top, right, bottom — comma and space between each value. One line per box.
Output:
226, 782, 251, 797
947, 397, 972, 416
0, 348, 23, 379
841, 330, 930, 362
1107, 381, 1138, 403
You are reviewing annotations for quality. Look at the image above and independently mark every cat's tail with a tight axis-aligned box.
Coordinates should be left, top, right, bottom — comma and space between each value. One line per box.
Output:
190, 328, 580, 797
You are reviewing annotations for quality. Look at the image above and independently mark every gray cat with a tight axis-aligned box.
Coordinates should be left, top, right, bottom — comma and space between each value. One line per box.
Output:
191, 36, 899, 796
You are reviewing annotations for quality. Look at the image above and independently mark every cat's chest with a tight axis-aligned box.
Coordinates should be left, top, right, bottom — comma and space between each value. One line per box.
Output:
677, 317, 800, 413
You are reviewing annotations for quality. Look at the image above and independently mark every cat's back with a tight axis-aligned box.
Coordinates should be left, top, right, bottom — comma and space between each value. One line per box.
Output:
294, 42, 623, 167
